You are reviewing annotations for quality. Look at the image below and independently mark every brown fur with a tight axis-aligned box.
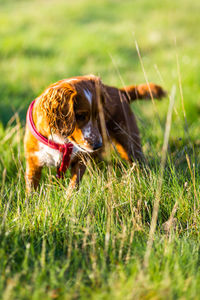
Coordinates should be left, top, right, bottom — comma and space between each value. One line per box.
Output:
24, 75, 166, 191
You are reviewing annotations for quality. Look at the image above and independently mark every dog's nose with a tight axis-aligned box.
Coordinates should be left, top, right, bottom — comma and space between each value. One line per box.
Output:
93, 142, 102, 150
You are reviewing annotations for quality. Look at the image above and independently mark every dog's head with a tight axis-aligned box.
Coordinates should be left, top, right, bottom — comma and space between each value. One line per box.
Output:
39, 75, 104, 152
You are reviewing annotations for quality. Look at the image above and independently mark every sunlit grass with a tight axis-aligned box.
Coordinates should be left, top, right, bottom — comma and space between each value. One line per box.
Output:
1, 111, 200, 298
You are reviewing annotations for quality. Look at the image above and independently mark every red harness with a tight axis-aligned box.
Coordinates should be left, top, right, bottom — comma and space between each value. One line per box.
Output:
26, 99, 73, 178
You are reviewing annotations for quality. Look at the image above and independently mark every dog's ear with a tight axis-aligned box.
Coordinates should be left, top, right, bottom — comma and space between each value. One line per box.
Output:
40, 83, 77, 136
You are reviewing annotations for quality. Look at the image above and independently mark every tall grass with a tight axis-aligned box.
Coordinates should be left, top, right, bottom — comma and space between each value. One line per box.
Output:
1, 123, 200, 299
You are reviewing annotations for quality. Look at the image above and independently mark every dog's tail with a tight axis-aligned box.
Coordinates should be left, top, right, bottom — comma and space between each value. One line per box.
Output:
120, 83, 166, 102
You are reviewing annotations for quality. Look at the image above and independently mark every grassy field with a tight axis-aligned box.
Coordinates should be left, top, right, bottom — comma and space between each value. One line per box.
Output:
1, 0, 200, 299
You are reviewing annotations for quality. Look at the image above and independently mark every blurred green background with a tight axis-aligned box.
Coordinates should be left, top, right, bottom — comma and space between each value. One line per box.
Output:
1, 0, 200, 130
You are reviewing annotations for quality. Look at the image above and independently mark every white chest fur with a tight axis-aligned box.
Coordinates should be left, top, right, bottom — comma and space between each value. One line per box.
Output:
35, 134, 80, 168
36, 143, 62, 167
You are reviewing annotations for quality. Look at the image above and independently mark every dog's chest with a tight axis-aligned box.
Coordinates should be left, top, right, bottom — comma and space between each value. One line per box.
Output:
36, 142, 79, 167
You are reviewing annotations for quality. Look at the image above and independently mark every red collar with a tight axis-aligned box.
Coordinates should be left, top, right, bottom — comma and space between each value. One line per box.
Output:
26, 99, 73, 178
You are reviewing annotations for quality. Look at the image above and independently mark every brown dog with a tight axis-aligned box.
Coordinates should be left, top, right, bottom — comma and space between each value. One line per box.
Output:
24, 75, 165, 192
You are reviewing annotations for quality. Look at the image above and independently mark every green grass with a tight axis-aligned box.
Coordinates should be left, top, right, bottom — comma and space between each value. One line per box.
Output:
1, 0, 200, 299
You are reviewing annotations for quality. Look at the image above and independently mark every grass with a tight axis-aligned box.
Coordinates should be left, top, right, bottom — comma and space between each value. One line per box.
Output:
1, 0, 200, 299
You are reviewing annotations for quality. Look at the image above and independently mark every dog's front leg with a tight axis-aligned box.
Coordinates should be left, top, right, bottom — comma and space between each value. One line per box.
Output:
69, 159, 86, 190
25, 155, 42, 193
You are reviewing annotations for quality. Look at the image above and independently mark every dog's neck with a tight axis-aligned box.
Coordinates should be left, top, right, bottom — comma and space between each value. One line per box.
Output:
26, 99, 73, 178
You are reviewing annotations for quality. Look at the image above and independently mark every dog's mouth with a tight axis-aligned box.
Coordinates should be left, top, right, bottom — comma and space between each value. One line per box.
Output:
72, 143, 94, 153
68, 137, 102, 153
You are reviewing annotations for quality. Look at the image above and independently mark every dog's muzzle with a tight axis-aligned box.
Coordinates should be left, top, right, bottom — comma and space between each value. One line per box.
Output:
93, 141, 103, 151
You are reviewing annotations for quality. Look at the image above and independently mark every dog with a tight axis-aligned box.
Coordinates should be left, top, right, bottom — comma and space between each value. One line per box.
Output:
24, 74, 166, 192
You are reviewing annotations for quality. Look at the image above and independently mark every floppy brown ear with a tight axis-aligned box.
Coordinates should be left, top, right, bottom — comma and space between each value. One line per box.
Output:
40, 83, 77, 136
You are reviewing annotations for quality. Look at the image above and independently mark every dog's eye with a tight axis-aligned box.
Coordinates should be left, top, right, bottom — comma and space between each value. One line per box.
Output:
75, 112, 87, 122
